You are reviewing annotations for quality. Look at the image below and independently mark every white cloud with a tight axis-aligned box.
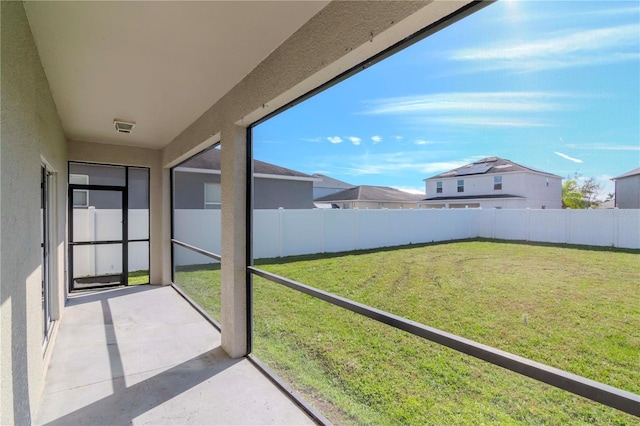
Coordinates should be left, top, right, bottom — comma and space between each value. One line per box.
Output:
554, 151, 583, 163
371, 135, 382, 143
566, 143, 640, 151
364, 92, 567, 115
450, 24, 640, 72
334, 153, 484, 177
301, 137, 322, 143
415, 139, 433, 145
348, 136, 362, 146
327, 136, 343, 144
362, 92, 568, 128
391, 186, 425, 195
429, 117, 547, 128
394, 136, 403, 140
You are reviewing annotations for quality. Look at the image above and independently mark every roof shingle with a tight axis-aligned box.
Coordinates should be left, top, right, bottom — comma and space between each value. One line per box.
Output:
314, 185, 424, 203
425, 157, 560, 180
180, 148, 313, 178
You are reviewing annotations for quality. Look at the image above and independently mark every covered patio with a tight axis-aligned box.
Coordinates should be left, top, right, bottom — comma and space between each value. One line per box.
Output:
5, 2, 484, 423
34, 284, 313, 425
5, 0, 637, 424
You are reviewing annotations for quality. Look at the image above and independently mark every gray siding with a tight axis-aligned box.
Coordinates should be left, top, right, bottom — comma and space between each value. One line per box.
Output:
174, 171, 313, 209
69, 163, 149, 209
174, 172, 218, 209
313, 187, 347, 200
616, 175, 640, 209
255, 178, 314, 209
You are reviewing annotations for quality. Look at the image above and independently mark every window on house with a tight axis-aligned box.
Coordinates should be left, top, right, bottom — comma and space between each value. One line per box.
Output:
457, 180, 464, 193
204, 182, 221, 209
436, 181, 443, 193
69, 174, 89, 207
494, 176, 502, 190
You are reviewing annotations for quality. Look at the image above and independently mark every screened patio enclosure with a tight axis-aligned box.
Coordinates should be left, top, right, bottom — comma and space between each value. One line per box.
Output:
2, 1, 638, 425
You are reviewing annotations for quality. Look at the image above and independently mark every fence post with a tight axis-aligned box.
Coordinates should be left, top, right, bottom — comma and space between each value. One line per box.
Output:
278, 207, 284, 258
320, 208, 325, 254
89, 206, 96, 276
354, 208, 359, 250
492, 208, 497, 240
614, 209, 620, 248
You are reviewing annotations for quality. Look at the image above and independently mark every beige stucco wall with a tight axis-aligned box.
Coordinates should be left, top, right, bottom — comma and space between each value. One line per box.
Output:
1, 2, 69, 424
67, 140, 170, 285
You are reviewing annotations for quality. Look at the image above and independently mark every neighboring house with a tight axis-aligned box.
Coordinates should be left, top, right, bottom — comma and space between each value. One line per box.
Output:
314, 185, 424, 209
174, 149, 316, 209
420, 157, 562, 209
597, 199, 616, 209
69, 162, 149, 209
612, 167, 640, 209
312, 173, 354, 199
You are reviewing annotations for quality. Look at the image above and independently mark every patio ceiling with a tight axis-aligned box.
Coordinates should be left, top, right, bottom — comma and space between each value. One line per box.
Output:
23, 1, 329, 149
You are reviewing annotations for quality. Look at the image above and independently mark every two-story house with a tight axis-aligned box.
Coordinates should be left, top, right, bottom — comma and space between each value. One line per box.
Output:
612, 167, 640, 209
419, 157, 562, 209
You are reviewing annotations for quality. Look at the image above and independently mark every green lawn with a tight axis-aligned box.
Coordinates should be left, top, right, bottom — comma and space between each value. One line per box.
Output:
128, 269, 150, 285
174, 240, 640, 424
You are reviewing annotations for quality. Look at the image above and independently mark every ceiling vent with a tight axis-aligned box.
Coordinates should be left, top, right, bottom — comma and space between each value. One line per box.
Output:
114, 119, 135, 134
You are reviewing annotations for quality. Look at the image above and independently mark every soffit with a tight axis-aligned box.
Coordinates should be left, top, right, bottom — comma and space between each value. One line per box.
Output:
24, 1, 329, 149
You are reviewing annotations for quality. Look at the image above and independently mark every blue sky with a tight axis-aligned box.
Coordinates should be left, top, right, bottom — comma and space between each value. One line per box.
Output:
253, 1, 640, 197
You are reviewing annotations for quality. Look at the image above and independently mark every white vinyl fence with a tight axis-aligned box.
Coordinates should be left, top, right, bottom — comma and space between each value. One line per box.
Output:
71, 208, 639, 273
73, 208, 149, 276
171, 208, 639, 265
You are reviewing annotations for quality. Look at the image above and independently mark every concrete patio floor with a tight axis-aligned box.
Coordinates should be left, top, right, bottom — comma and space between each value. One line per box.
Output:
34, 285, 315, 425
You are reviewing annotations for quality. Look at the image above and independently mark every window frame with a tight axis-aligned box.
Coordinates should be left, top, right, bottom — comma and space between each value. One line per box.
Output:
457, 179, 464, 193
69, 173, 89, 207
494, 176, 502, 191
436, 181, 443, 194
204, 182, 222, 209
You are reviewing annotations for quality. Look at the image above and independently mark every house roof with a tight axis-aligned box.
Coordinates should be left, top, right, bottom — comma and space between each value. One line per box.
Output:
612, 167, 640, 180
422, 194, 525, 202
180, 148, 313, 179
312, 174, 354, 189
425, 157, 561, 180
314, 185, 424, 203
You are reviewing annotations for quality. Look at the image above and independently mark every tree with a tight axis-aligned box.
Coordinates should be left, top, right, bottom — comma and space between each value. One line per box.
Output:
579, 176, 601, 208
562, 173, 603, 209
562, 179, 584, 209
